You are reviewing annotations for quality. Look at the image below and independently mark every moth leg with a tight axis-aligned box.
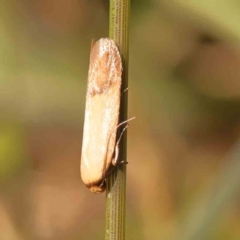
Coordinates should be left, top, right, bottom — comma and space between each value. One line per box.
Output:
104, 116, 135, 174
115, 117, 135, 129
99, 178, 106, 190
105, 157, 128, 180
104, 124, 130, 181
112, 124, 129, 166
122, 87, 129, 94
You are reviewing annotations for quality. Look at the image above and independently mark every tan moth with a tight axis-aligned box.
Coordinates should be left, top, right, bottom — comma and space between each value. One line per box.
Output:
81, 38, 123, 193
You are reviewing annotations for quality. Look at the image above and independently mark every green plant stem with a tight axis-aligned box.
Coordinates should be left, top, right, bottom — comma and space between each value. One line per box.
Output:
105, 0, 130, 240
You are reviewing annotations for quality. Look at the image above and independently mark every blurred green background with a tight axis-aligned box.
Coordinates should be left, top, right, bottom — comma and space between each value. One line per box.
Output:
1, 0, 240, 239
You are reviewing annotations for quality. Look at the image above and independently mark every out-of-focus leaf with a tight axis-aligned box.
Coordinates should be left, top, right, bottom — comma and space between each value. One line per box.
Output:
0, 123, 26, 181
160, 0, 240, 42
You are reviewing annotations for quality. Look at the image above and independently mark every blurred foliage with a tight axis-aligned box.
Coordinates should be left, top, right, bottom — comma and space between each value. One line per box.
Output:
0, 122, 26, 181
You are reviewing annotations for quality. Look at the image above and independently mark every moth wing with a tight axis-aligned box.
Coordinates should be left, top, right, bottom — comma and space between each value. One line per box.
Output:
81, 38, 122, 192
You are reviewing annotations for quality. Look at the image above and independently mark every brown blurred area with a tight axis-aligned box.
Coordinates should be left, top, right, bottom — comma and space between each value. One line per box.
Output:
1, 0, 240, 239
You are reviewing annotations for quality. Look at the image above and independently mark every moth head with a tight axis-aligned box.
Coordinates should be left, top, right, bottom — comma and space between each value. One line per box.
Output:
89, 184, 105, 193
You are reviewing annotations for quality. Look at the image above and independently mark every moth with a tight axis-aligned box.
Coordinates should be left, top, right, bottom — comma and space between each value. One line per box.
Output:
81, 38, 123, 193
